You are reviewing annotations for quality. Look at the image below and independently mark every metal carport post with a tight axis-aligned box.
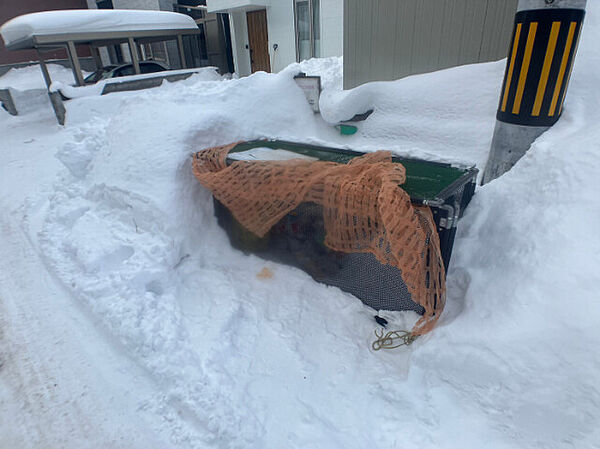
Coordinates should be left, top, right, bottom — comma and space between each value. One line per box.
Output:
36, 48, 66, 125
127, 37, 141, 74
66, 41, 85, 86
177, 35, 187, 69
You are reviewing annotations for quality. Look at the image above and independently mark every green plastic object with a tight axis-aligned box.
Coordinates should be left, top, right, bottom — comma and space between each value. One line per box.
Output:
227, 139, 476, 204
338, 124, 358, 135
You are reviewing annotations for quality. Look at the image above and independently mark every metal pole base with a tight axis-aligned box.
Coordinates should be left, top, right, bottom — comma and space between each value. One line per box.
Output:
49, 92, 66, 126
482, 0, 586, 185
482, 121, 548, 185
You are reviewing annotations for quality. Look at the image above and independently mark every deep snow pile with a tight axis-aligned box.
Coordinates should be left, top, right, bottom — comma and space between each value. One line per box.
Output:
297, 55, 344, 91
0, 63, 81, 90
318, 59, 502, 172
50, 66, 223, 99
0, 63, 91, 115
2, 5, 600, 449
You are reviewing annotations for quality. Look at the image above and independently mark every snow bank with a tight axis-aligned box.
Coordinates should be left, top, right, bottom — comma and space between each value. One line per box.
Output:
40, 70, 353, 446
1, 9, 197, 47
50, 66, 222, 99
295, 56, 344, 91
0, 63, 90, 115
0, 63, 78, 90
279, 55, 499, 170
3, 4, 598, 447
318, 59, 505, 170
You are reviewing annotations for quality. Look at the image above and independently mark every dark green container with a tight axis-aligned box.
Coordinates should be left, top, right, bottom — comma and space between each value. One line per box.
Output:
215, 139, 478, 313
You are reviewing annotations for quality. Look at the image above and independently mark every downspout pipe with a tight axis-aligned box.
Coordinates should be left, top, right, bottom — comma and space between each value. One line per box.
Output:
481, 0, 586, 185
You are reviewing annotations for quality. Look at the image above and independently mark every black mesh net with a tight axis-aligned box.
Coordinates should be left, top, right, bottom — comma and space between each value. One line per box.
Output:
214, 199, 425, 314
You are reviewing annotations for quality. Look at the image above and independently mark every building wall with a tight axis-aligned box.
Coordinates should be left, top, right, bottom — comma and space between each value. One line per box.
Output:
319, 0, 343, 59
211, 0, 268, 9
343, 0, 518, 89
266, 1, 296, 73
0, 0, 90, 66
222, 0, 343, 77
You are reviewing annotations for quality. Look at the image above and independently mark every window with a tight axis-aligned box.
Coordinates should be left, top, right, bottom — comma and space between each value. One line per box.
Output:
140, 62, 166, 74
295, 0, 320, 62
139, 42, 169, 64
115, 65, 134, 77
96, 0, 114, 9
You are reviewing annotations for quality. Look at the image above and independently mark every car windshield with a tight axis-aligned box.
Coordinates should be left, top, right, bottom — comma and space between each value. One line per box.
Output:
140, 63, 165, 74
100, 71, 114, 80
84, 62, 167, 84
84, 66, 117, 83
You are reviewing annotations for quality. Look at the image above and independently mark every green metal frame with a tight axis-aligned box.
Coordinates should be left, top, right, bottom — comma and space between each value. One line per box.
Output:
227, 139, 478, 204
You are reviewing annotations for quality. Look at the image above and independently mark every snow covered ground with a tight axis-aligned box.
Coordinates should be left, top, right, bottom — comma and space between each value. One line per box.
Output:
0, 63, 79, 90
50, 66, 222, 99
1, 5, 600, 449
0, 63, 92, 116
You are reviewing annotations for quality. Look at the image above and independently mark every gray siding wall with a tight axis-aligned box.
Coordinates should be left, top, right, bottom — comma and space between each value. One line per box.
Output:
344, 0, 518, 89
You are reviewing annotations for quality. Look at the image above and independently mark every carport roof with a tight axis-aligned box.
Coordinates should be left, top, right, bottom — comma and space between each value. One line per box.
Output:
0, 9, 200, 50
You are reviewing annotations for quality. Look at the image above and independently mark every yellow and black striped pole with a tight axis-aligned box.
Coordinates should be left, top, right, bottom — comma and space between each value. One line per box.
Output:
482, 0, 585, 185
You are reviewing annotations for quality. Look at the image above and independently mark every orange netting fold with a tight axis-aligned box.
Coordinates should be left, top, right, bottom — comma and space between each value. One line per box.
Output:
192, 143, 446, 335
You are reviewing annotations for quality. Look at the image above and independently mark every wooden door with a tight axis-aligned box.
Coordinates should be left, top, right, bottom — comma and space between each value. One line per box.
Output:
246, 10, 271, 73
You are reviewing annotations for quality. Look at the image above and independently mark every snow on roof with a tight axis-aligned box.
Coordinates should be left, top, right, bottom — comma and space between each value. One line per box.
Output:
0, 9, 198, 47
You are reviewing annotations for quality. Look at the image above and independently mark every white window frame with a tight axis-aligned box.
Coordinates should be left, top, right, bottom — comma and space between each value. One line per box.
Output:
294, 0, 319, 62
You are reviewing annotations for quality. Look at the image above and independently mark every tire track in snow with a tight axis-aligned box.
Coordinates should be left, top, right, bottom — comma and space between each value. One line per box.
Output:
0, 215, 169, 449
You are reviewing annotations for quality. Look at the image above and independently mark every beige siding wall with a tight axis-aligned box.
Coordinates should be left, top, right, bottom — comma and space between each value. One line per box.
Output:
344, 0, 518, 89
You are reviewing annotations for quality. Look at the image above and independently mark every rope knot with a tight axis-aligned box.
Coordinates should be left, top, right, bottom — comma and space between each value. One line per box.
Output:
372, 329, 417, 351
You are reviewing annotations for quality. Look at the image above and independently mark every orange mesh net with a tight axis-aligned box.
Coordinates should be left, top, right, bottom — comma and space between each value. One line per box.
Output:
192, 143, 446, 335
